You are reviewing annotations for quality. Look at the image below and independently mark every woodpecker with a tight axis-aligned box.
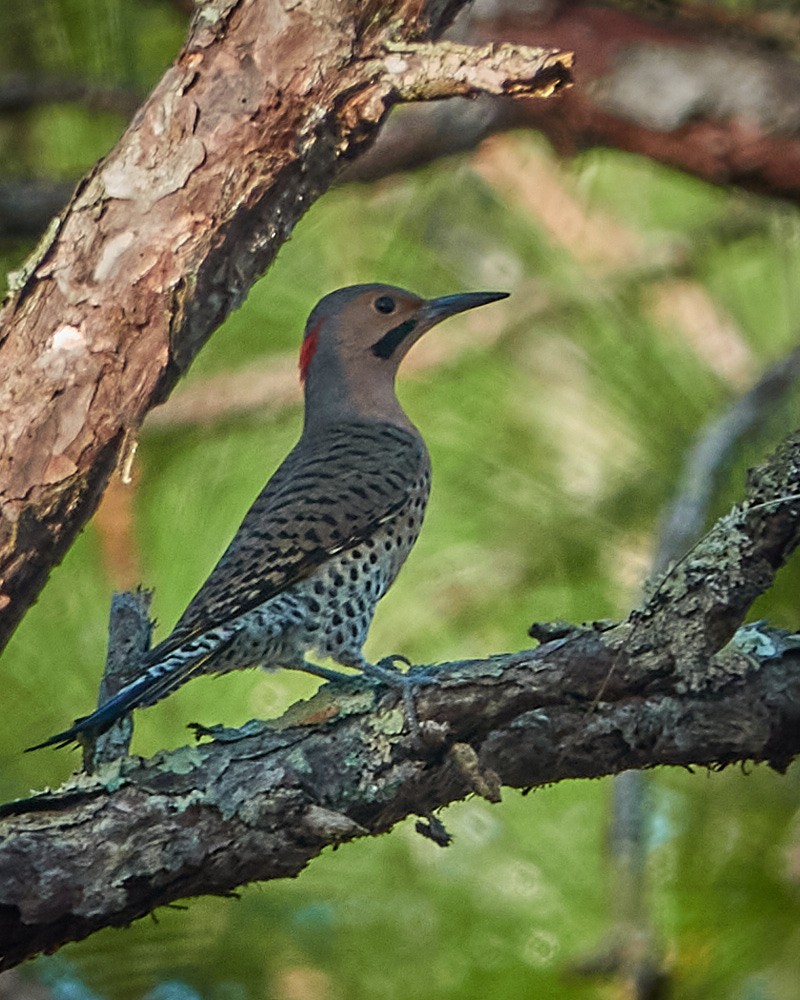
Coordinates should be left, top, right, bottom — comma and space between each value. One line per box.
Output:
29, 284, 508, 750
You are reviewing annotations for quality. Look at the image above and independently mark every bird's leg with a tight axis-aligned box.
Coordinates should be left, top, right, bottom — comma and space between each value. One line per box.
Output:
291, 660, 356, 683
288, 655, 429, 741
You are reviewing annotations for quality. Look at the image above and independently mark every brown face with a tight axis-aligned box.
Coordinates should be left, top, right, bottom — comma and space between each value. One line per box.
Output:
300, 286, 425, 383
299, 285, 509, 383
353, 288, 427, 362
335, 287, 511, 365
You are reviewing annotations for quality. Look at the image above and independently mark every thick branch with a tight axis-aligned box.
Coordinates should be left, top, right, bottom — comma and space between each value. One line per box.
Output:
1, 624, 798, 970
2, 428, 799, 968
0, 0, 570, 654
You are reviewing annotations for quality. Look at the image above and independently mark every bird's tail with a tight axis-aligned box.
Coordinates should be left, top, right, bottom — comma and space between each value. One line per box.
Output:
26, 633, 236, 752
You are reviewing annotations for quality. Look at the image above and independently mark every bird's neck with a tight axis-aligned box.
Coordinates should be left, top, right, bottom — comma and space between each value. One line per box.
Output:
302, 363, 418, 437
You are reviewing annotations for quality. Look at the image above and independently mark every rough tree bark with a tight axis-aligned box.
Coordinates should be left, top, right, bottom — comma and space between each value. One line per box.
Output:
0, 0, 570, 654
1, 427, 799, 969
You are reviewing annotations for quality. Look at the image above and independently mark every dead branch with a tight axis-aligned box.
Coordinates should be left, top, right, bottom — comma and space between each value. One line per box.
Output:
88, 590, 154, 770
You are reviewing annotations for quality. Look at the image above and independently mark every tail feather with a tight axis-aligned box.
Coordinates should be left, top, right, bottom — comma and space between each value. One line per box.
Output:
25, 673, 156, 751
26, 632, 237, 752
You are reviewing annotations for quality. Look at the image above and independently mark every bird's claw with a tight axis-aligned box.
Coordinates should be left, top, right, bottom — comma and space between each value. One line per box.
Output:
375, 653, 412, 672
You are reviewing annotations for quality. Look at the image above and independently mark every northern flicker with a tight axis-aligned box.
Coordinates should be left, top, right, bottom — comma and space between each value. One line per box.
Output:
29, 284, 508, 750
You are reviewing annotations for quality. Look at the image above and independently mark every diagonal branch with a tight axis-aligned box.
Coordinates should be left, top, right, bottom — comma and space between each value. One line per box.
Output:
654, 345, 800, 575
0, 0, 570, 655
1, 428, 799, 969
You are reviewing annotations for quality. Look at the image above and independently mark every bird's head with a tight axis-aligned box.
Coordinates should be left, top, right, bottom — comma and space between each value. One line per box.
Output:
299, 284, 508, 423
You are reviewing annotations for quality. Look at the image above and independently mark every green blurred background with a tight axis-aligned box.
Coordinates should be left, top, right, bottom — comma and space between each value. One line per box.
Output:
2, 3, 800, 998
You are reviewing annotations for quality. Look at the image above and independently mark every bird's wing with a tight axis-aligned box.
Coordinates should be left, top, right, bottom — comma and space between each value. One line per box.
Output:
146, 422, 428, 663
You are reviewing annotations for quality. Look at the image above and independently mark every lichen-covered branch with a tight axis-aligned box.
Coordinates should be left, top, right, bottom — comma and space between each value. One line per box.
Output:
1, 624, 798, 971
1, 429, 799, 969
0, 0, 570, 655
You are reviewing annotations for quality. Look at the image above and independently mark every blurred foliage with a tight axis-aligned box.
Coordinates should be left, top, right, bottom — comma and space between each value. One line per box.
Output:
3, 2, 800, 1000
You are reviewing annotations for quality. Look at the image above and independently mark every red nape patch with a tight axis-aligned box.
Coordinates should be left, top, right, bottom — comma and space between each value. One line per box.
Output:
299, 325, 320, 383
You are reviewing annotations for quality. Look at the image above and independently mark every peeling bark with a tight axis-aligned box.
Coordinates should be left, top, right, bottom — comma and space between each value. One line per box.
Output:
0, 0, 570, 653
1, 428, 799, 969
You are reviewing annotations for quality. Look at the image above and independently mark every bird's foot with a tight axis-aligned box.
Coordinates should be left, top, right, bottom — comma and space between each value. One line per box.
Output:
373, 653, 412, 676
291, 655, 437, 746
352, 655, 428, 742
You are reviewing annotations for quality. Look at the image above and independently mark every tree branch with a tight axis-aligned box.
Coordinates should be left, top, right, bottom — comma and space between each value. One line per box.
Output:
87, 589, 153, 771
0, 75, 142, 116
654, 345, 800, 575
579, 345, 800, 998
0, 0, 570, 654
1, 622, 798, 970
2, 428, 799, 969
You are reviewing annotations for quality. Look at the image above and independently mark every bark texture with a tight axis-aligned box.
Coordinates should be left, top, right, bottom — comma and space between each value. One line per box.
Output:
1, 429, 799, 969
0, 0, 570, 654
1, 626, 798, 970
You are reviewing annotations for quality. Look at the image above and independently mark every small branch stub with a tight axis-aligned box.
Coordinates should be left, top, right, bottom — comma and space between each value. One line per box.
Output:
383, 40, 572, 102
87, 589, 153, 771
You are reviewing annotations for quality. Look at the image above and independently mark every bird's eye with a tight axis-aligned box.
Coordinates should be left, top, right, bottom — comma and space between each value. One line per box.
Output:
374, 296, 396, 314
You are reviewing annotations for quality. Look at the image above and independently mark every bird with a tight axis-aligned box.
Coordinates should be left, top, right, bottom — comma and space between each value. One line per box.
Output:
28, 284, 508, 751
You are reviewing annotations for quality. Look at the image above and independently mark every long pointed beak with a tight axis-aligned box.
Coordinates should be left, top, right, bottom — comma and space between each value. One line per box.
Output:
422, 290, 509, 325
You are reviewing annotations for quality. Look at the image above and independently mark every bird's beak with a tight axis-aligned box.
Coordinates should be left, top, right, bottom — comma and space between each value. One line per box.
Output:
421, 290, 509, 326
